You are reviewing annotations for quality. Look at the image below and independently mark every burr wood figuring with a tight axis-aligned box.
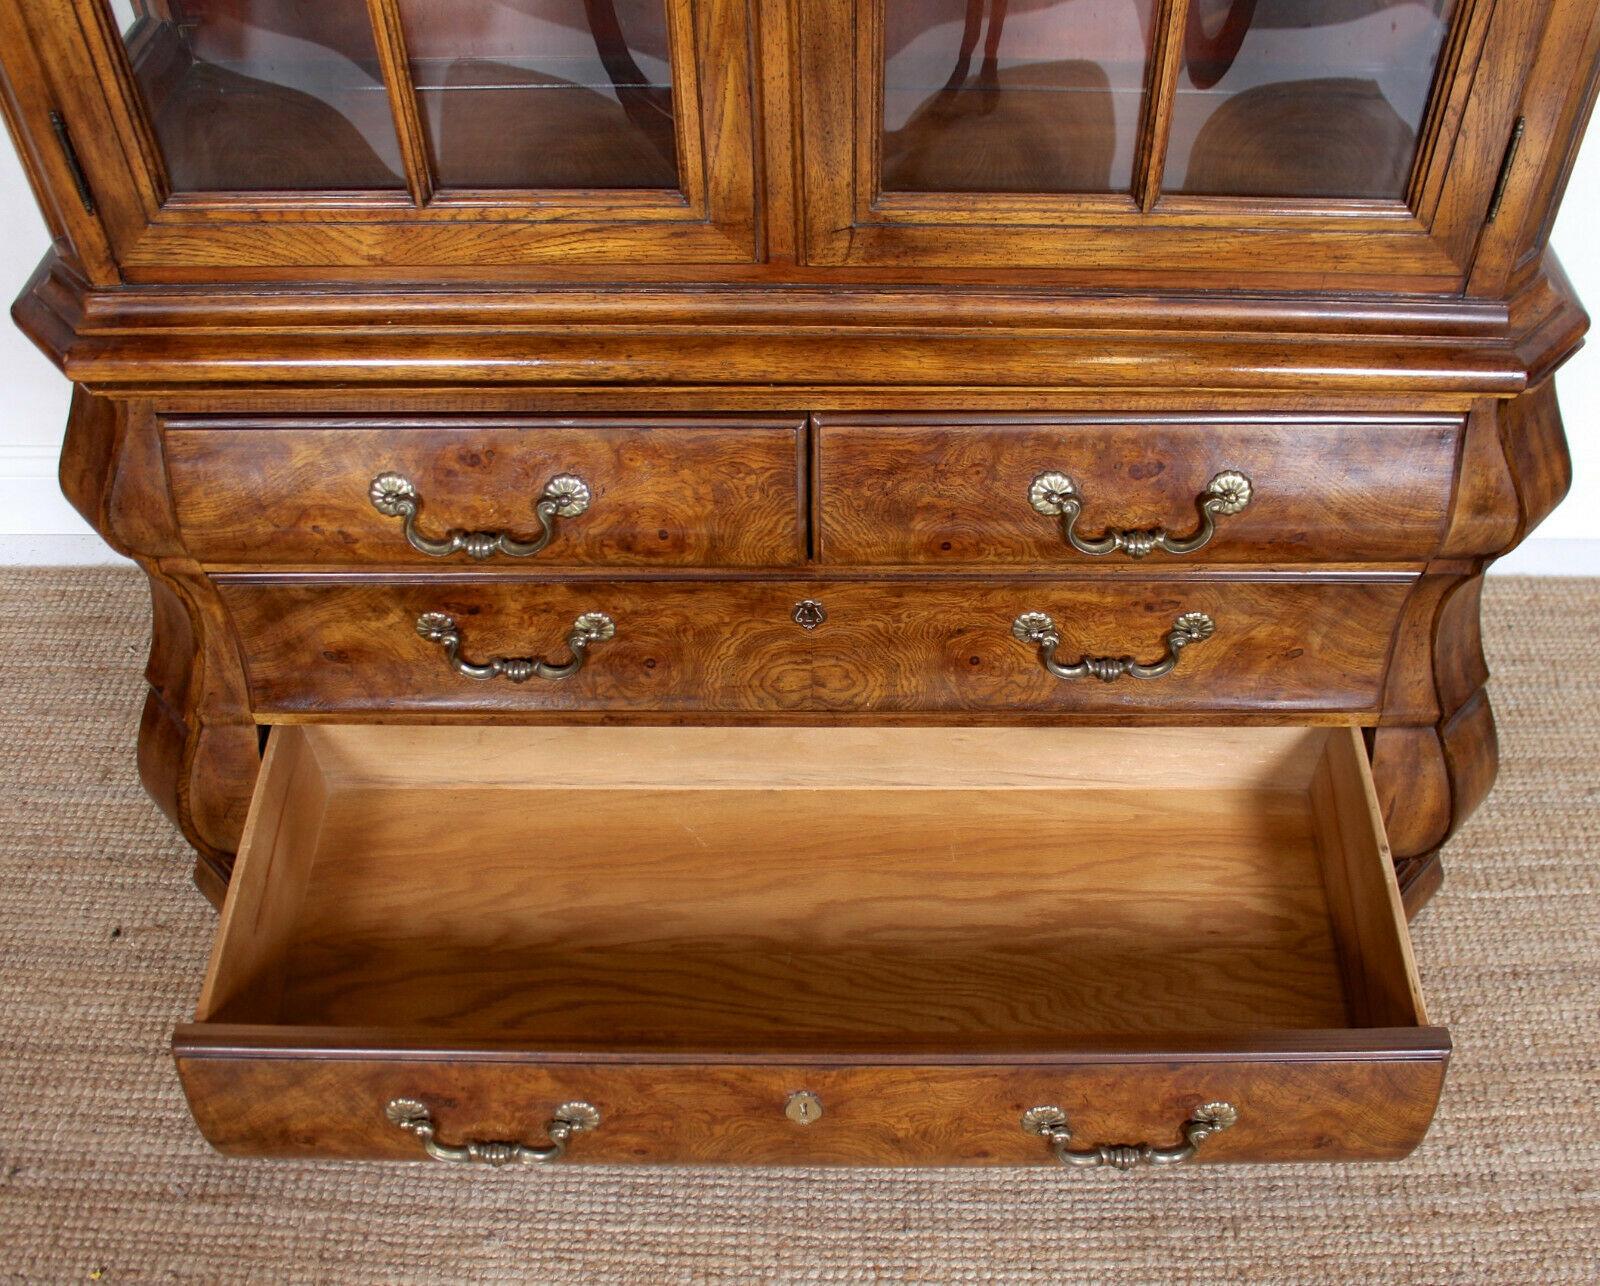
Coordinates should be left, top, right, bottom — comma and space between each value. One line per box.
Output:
1, 0, 1591, 1167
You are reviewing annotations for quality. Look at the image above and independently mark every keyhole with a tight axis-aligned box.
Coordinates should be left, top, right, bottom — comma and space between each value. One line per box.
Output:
785, 1091, 823, 1125
792, 600, 828, 632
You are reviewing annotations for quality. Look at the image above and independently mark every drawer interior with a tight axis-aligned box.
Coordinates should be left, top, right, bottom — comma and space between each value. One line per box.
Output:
197, 725, 1426, 1054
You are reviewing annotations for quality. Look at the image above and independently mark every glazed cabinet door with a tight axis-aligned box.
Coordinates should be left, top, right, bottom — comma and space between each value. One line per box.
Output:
2, 0, 758, 277
796, 0, 1539, 288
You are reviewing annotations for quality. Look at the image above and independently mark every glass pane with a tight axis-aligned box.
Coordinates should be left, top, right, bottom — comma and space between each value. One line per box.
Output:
115, 1, 404, 191
397, 0, 678, 190
881, 0, 1157, 195
1166, 0, 1459, 199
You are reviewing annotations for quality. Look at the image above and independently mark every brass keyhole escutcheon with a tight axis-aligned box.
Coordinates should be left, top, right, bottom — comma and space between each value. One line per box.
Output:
785, 1091, 823, 1125
792, 600, 827, 631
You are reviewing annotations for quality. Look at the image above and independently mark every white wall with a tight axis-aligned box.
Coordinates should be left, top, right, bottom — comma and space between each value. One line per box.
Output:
1, 136, 1598, 570
0, 143, 104, 563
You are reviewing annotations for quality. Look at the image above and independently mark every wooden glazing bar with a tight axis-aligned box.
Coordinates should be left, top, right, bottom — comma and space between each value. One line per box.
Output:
364, 0, 434, 207
1134, 0, 1191, 213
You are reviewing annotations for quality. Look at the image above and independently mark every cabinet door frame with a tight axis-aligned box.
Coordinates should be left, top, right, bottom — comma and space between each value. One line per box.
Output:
17, 0, 760, 279
796, 0, 1528, 290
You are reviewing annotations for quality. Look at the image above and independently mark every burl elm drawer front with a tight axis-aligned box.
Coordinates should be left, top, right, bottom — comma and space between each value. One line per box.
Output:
175, 1050, 1447, 1166
815, 416, 1460, 566
174, 725, 1447, 1166
215, 575, 1410, 716
164, 418, 807, 568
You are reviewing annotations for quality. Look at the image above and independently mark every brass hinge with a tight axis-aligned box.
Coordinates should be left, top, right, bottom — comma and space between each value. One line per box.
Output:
48, 110, 96, 216
1486, 116, 1527, 225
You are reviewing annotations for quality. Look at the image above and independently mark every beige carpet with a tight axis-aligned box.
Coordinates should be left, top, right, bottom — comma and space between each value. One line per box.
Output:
0, 568, 1596, 1284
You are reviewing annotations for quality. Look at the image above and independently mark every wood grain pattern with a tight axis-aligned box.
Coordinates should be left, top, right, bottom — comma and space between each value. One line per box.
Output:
164, 418, 807, 567
11, 249, 1583, 396
1369, 380, 1574, 914
1309, 730, 1429, 1030
1, 0, 760, 274
272, 786, 1343, 1040
173, 1048, 1449, 1164
58, 392, 260, 900
791, 0, 1514, 287
817, 417, 1459, 565
202, 726, 1406, 1045
215, 576, 1411, 716
0, 0, 1580, 294
195, 728, 326, 1020
172, 723, 1444, 1163
2, 0, 1596, 1174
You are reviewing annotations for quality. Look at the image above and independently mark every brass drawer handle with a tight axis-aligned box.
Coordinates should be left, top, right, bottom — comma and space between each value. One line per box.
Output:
1012, 611, 1214, 682
386, 1098, 600, 1166
370, 472, 592, 560
1029, 470, 1252, 559
416, 611, 615, 682
1022, 1103, 1237, 1169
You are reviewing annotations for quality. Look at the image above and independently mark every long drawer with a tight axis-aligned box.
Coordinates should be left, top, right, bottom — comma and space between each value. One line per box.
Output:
815, 415, 1460, 566
164, 417, 808, 568
174, 725, 1448, 1165
216, 576, 1413, 715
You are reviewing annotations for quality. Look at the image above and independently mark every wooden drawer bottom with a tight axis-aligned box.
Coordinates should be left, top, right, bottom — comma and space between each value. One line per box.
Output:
174, 725, 1448, 1166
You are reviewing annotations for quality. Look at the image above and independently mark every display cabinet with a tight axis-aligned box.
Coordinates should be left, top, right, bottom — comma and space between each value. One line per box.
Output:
1, 0, 1595, 1168
4, 0, 759, 271
799, 0, 1505, 284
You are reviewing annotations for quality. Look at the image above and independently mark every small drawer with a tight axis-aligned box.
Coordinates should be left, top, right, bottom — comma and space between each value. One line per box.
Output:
175, 725, 1447, 1165
164, 417, 807, 567
815, 416, 1460, 566
216, 575, 1410, 716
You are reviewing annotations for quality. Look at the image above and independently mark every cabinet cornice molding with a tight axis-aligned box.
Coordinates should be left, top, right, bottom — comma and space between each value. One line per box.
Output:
12, 251, 1586, 398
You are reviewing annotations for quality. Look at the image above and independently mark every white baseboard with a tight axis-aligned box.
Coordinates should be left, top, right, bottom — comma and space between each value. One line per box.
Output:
1487, 539, 1600, 576
0, 534, 132, 565
0, 446, 131, 563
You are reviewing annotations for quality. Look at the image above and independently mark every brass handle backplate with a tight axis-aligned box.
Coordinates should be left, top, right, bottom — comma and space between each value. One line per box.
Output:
1029, 470, 1252, 559
370, 472, 592, 560
416, 611, 615, 682
1012, 611, 1214, 683
386, 1098, 600, 1166
1022, 1102, 1237, 1169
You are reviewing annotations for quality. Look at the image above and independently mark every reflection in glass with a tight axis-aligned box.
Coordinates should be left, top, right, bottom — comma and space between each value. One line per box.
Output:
881, 0, 1155, 194
1167, 0, 1459, 199
398, 0, 678, 190
107, 0, 140, 33
114, 0, 403, 191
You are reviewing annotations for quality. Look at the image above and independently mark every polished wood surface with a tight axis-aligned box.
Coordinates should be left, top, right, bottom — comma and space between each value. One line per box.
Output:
174, 1047, 1449, 1164
0, 0, 1576, 288
794, 0, 1508, 285
2, 0, 1596, 1170
194, 725, 1415, 1043
165, 418, 807, 567
173, 724, 1447, 1163
817, 416, 1459, 565
1, 0, 759, 274
59, 394, 259, 899
216, 576, 1411, 715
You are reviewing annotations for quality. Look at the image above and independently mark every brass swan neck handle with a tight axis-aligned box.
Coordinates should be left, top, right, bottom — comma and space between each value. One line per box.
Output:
370, 472, 592, 561
1029, 470, 1252, 559
1022, 1103, 1237, 1169
1012, 611, 1215, 683
386, 1099, 600, 1166
416, 611, 615, 682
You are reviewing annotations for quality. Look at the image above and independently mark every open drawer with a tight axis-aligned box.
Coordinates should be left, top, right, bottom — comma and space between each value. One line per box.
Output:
174, 725, 1448, 1167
